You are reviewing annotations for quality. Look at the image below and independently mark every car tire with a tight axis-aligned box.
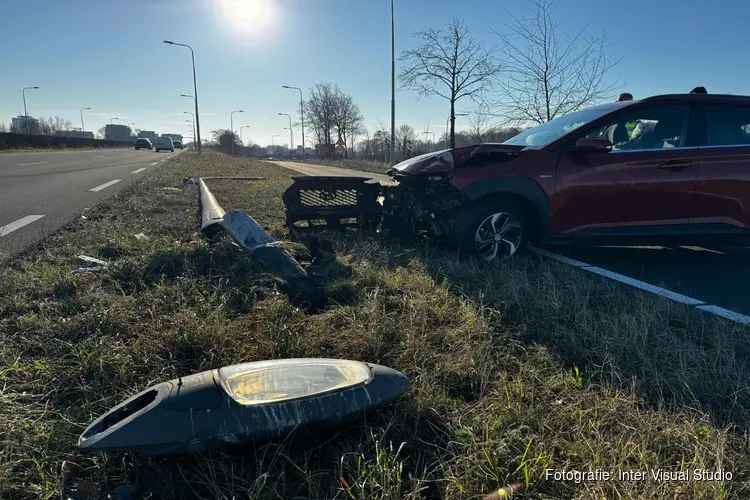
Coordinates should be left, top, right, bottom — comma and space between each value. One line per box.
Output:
451, 199, 532, 263
171, 149, 174, 152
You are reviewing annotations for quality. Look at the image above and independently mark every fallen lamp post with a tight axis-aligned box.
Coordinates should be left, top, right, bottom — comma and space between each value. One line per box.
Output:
77, 358, 410, 455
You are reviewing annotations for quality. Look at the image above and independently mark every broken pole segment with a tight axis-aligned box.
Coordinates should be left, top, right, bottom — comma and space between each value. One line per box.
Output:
199, 178, 226, 237
220, 209, 315, 300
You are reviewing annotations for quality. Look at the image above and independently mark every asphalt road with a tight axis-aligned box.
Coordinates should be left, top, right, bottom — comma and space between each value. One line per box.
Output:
271, 160, 390, 181
272, 160, 750, 316
0, 148, 181, 260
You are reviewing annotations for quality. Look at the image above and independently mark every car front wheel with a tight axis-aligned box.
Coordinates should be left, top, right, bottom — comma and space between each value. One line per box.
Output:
451, 200, 530, 263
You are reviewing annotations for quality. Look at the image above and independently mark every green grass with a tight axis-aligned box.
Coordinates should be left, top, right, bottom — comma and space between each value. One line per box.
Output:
1, 151, 749, 499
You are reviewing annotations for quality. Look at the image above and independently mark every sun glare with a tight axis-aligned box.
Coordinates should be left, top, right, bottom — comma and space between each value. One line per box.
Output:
216, 0, 276, 38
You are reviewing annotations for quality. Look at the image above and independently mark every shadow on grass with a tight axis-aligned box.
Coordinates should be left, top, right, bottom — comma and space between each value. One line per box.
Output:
283, 228, 750, 430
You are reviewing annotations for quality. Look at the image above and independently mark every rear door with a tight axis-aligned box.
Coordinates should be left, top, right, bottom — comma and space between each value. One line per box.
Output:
552, 104, 700, 235
692, 104, 750, 230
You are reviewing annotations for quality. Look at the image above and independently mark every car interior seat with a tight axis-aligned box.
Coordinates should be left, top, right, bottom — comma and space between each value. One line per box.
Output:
604, 123, 630, 148
635, 118, 683, 149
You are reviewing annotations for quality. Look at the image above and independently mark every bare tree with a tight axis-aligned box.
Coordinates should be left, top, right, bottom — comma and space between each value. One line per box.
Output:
396, 124, 417, 162
332, 92, 364, 159
0, 123, 7, 133
492, 0, 622, 125
304, 83, 338, 148
467, 107, 495, 143
399, 18, 500, 149
211, 129, 240, 154
96, 126, 106, 139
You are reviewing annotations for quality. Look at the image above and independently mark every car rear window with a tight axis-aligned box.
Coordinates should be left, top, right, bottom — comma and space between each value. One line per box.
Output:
704, 105, 750, 147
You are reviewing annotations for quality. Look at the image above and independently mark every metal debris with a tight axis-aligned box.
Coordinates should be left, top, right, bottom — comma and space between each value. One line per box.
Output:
77, 255, 108, 267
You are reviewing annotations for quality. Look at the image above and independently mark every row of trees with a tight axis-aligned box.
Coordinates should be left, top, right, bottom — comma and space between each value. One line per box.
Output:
0, 116, 75, 135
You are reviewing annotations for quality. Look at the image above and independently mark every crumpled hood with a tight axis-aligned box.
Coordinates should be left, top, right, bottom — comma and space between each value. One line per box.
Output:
390, 144, 527, 175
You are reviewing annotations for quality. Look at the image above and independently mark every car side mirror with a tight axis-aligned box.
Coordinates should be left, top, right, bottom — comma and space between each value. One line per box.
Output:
573, 137, 612, 152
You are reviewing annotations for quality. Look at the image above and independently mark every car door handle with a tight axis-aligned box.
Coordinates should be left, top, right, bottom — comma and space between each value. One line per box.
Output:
657, 161, 693, 170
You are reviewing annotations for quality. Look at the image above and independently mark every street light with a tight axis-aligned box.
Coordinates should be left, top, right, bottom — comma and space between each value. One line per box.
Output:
271, 134, 279, 146
184, 111, 195, 145
240, 125, 251, 146
164, 40, 202, 154
445, 113, 468, 149
80, 107, 91, 135
230, 110, 244, 155
278, 113, 293, 158
110, 117, 119, 125
282, 86, 305, 161
22, 86, 39, 135
390, 0, 396, 166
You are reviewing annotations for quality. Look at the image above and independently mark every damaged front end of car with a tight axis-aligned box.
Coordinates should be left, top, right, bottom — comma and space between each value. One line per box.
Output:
282, 145, 523, 241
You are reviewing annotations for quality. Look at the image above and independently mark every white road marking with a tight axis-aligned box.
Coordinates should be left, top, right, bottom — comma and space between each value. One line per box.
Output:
88, 179, 121, 192
0, 215, 45, 237
132, 168, 146, 174
150, 162, 158, 166
695, 305, 750, 325
18, 161, 49, 166
530, 246, 750, 325
583, 266, 705, 305
95, 155, 105, 158
529, 247, 591, 267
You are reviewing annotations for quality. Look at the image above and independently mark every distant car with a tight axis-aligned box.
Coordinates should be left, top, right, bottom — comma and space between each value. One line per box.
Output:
155, 137, 174, 152
173, 140, 183, 149
134, 138, 152, 150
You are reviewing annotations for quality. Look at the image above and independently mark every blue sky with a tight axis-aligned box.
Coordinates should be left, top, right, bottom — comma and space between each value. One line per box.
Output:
2, 0, 748, 147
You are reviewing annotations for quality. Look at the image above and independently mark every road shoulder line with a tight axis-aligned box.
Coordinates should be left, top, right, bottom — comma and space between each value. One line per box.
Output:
529, 246, 750, 325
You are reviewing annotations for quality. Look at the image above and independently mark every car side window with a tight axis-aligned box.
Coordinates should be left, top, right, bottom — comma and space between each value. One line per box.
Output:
704, 105, 750, 147
583, 105, 689, 151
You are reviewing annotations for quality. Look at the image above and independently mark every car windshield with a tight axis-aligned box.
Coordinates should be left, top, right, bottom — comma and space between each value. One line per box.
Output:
503, 103, 626, 147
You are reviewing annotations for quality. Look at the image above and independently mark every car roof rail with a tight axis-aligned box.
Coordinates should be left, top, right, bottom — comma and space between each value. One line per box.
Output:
642, 93, 750, 101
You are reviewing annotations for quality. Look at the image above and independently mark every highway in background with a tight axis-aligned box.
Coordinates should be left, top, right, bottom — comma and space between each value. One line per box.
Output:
0, 149, 180, 260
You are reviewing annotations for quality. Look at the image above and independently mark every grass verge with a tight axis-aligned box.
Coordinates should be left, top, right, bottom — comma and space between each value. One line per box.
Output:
1, 151, 749, 499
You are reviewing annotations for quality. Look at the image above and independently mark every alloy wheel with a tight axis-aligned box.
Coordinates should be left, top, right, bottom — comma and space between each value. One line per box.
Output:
474, 212, 523, 262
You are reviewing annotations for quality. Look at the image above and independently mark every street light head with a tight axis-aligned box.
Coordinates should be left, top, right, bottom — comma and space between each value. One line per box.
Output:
163, 40, 174, 45
282, 85, 290, 89
32, 86, 39, 89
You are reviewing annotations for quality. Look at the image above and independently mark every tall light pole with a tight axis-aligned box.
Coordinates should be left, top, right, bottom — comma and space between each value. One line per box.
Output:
282, 85, 305, 161
390, 0, 396, 166
278, 112, 293, 157
422, 131, 435, 152
240, 125, 251, 146
271, 134, 279, 146
110, 117, 119, 125
184, 112, 195, 145
80, 107, 91, 135
445, 113, 468, 149
22, 86, 39, 135
164, 40, 202, 154
230, 110, 244, 155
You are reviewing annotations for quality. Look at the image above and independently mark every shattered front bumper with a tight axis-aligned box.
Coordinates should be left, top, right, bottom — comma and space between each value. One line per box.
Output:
283, 176, 408, 229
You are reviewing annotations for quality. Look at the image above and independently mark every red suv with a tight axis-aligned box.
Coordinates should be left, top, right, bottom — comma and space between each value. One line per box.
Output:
284, 93, 750, 262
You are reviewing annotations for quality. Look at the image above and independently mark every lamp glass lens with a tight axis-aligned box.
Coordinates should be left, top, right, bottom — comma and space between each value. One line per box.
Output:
219, 359, 372, 405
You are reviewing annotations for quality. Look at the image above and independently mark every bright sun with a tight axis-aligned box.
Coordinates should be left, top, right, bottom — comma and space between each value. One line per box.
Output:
216, 0, 276, 36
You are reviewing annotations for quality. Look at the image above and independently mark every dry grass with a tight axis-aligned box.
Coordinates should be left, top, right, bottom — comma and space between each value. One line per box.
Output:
1, 151, 749, 499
